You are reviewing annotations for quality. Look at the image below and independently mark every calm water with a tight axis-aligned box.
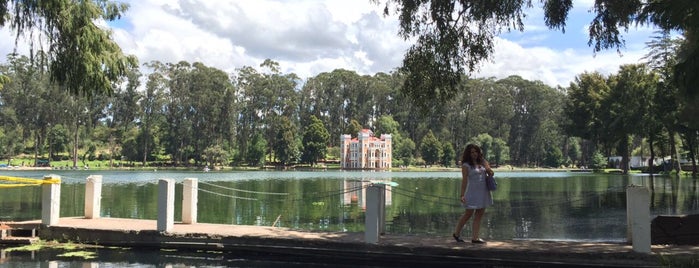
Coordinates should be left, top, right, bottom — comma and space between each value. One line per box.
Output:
1, 170, 698, 266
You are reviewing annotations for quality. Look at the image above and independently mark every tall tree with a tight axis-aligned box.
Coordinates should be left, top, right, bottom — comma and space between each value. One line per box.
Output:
273, 116, 299, 166
1, 0, 137, 97
377, 0, 699, 108
301, 115, 330, 166
643, 32, 684, 174
419, 130, 442, 165
606, 64, 659, 173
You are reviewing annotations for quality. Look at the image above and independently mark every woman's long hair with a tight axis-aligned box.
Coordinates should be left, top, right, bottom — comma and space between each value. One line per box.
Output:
461, 144, 484, 167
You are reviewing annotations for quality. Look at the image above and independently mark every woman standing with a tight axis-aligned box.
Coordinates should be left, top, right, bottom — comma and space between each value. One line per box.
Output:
453, 144, 494, 244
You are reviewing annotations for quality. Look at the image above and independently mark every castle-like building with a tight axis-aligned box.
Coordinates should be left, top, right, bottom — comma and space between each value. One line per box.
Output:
340, 129, 392, 170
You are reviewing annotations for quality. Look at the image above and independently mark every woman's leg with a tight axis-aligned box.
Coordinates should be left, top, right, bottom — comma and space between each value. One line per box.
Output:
471, 208, 486, 240
454, 209, 474, 236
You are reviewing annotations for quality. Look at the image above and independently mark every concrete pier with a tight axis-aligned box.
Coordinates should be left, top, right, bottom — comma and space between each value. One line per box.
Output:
3, 217, 693, 268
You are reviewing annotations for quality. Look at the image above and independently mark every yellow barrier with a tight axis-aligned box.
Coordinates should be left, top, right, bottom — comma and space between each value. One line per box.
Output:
0, 175, 61, 188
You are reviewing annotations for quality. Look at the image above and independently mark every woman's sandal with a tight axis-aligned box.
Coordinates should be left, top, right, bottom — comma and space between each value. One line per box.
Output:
452, 233, 465, 243
471, 238, 486, 244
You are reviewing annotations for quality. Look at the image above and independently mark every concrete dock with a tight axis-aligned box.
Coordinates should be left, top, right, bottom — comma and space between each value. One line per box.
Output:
2, 217, 698, 267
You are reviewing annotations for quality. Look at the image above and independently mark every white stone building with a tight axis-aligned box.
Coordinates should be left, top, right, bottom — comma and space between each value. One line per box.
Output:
340, 129, 392, 170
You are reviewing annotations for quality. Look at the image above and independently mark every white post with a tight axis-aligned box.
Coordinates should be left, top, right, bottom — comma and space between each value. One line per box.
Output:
157, 178, 175, 232
365, 184, 381, 244
378, 184, 386, 235
182, 178, 198, 224
41, 175, 61, 226
84, 175, 103, 219
627, 185, 651, 253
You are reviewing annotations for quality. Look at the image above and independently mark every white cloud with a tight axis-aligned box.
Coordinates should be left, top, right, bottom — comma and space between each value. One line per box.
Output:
0, 0, 654, 89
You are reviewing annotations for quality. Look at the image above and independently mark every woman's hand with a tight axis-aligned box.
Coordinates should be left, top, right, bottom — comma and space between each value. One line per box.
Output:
460, 195, 466, 203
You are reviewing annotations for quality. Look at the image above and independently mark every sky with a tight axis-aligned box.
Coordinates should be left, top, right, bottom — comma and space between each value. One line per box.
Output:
0, 0, 661, 88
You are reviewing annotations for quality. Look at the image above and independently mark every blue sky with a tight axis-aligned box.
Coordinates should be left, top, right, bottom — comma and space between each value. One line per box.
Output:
1, 0, 659, 88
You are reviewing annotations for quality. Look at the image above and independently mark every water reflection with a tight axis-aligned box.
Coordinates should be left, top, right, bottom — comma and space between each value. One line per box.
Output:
0, 170, 697, 242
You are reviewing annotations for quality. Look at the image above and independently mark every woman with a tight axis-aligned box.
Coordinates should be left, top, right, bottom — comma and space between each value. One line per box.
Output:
453, 144, 493, 244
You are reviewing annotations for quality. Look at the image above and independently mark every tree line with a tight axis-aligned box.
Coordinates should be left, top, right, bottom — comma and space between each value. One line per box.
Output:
1, 33, 695, 173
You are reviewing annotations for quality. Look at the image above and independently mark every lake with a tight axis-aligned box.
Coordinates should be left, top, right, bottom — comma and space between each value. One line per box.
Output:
1, 169, 697, 266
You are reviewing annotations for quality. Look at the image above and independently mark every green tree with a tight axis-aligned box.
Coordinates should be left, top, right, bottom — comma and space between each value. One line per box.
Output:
643, 32, 687, 174
491, 138, 510, 166
273, 116, 299, 166
605, 64, 659, 173
48, 124, 70, 160
378, 0, 699, 108
1, 0, 137, 97
563, 72, 610, 165
301, 115, 330, 165
544, 146, 564, 168
345, 119, 363, 138
247, 133, 267, 167
440, 141, 455, 167
394, 136, 416, 167
420, 130, 442, 165
590, 150, 608, 170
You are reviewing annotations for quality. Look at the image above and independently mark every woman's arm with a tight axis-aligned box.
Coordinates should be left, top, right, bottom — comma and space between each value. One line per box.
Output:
484, 160, 494, 177
460, 165, 469, 202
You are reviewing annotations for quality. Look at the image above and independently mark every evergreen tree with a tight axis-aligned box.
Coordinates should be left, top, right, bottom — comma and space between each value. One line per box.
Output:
302, 115, 330, 166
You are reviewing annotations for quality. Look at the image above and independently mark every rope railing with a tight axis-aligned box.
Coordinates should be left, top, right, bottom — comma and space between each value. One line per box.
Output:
194, 180, 367, 204
385, 185, 630, 210
198, 181, 289, 195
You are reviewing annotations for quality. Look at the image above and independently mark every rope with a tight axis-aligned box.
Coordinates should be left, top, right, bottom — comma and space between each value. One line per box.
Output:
198, 181, 289, 195
386, 185, 629, 210
196, 187, 258, 201
0, 175, 61, 188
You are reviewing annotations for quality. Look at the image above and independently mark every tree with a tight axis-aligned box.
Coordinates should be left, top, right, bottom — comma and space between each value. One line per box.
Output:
491, 138, 510, 166
394, 136, 416, 167
1, 0, 137, 97
273, 116, 299, 166
247, 133, 267, 167
419, 130, 442, 165
378, 0, 699, 108
345, 119, 363, 138
563, 72, 610, 164
440, 141, 455, 167
605, 64, 659, 174
301, 115, 330, 166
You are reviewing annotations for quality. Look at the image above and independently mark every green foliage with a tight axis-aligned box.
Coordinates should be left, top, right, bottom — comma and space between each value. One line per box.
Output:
273, 116, 299, 166
419, 130, 441, 165
440, 142, 455, 167
491, 138, 510, 166
544, 146, 564, 168
301, 115, 330, 165
394, 135, 415, 167
380, 0, 699, 108
1, 0, 137, 97
48, 124, 70, 157
246, 134, 267, 167
590, 151, 608, 170
203, 145, 228, 167
345, 119, 363, 138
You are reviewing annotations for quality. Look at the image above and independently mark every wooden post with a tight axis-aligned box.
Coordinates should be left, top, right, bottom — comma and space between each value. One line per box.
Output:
182, 178, 198, 224
627, 185, 651, 253
157, 178, 175, 232
41, 175, 61, 226
84, 175, 103, 219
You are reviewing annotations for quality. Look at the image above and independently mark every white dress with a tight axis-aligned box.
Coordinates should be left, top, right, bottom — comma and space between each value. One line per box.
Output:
461, 163, 493, 209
